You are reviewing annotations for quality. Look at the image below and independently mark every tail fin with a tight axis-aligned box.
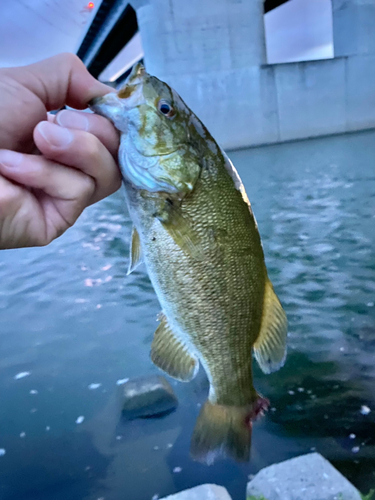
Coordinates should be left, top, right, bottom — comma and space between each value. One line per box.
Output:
190, 402, 252, 465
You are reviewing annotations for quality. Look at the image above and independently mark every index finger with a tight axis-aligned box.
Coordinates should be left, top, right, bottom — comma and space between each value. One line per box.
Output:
8, 53, 113, 111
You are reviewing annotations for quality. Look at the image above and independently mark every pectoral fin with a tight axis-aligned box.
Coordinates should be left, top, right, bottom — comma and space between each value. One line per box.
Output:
150, 196, 203, 260
127, 226, 143, 275
161, 209, 203, 261
151, 313, 199, 382
253, 279, 288, 374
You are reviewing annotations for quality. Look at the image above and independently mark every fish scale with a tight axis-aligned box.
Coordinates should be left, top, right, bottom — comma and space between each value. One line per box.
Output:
132, 169, 264, 406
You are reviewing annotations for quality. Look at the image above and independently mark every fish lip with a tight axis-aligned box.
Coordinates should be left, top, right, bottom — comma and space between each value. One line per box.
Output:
87, 95, 110, 108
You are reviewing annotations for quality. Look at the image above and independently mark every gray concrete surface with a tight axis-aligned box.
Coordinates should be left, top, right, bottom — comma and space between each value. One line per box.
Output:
247, 453, 362, 500
130, 0, 375, 150
160, 484, 232, 500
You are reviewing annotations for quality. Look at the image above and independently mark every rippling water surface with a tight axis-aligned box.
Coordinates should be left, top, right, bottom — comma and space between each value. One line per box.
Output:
1, 130, 375, 500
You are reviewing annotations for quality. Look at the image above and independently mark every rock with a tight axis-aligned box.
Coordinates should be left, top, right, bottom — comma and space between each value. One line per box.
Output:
160, 484, 232, 500
121, 375, 178, 419
246, 452, 361, 500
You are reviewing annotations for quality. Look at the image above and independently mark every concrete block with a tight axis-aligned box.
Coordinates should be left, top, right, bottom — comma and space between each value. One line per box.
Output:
346, 54, 375, 131
121, 375, 178, 419
246, 453, 361, 500
160, 484, 232, 500
275, 58, 346, 142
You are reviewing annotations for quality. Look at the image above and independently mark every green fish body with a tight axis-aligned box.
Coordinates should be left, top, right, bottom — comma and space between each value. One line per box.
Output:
89, 64, 287, 465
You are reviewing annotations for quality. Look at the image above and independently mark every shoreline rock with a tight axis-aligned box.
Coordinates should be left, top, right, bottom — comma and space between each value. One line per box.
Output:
246, 452, 362, 500
156, 453, 363, 500
160, 484, 232, 500
120, 375, 178, 419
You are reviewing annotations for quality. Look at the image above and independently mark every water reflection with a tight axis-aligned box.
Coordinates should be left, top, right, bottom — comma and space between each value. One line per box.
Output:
1, 130, 375, 499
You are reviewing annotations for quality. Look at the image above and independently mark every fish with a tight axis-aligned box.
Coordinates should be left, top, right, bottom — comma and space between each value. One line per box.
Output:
89, 63, 288, 465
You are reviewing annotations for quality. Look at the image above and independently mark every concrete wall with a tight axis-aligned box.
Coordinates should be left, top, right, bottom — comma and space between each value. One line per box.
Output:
131, 0, 375, 150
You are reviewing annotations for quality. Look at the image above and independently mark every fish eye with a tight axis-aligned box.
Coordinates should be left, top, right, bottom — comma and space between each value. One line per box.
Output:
158, 100, 175, 119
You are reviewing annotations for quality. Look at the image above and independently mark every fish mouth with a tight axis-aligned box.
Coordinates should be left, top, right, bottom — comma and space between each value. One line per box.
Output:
88, 63, 146, 109
88, 64, 147, 118
87, 96, 104, 108
88, 92, 123, 120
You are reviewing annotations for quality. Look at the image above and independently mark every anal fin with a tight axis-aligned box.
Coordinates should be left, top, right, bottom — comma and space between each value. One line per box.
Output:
127, 226, 143, 275
151, 313, 199, 382
253, 278, 288, 374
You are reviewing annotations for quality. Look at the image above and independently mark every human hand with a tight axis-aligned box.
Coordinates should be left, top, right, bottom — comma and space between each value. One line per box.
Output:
0, 53, 121, 249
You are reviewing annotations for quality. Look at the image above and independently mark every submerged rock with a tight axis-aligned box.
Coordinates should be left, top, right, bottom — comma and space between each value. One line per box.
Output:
121, 375, 178, 419
246, 452, 361, 500
160, 484, 232, 500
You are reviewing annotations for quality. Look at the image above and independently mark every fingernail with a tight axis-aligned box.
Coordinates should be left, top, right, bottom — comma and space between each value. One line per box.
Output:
56, 109, 89, 131
37, 121, 73, 148
0, 150, 23, 168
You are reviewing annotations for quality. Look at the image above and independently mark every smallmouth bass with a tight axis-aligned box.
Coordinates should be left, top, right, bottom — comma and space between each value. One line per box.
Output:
89, 64, 287, 465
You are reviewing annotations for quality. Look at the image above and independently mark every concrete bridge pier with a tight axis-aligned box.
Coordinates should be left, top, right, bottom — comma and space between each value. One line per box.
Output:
130, 0, 270, 150
130, 0, 375, 150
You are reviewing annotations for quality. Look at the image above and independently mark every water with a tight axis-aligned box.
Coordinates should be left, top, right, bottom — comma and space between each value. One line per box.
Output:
1, 130, 375, 500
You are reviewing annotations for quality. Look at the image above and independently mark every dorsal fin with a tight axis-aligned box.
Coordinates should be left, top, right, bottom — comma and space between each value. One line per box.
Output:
151, 313, 199, 382
126, 226, 143, 275
253, 279, 288, 374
